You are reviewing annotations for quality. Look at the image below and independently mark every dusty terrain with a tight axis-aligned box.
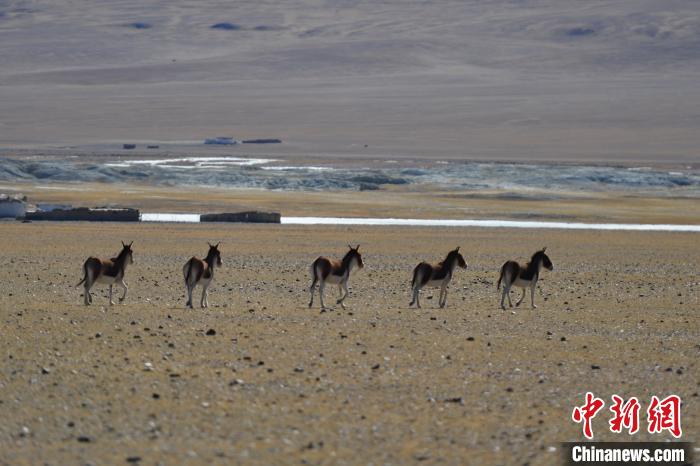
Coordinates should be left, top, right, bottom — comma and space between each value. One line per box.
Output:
0, 221, 698, 465
2, 1, 700, 162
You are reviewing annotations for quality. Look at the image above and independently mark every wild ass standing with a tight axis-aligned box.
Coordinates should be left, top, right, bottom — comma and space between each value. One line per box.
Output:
309, 245, 364, 309
497, 247, 553, 310
183, 242, 223, 308
76, 241, 134, 306
409, 247, 467, 308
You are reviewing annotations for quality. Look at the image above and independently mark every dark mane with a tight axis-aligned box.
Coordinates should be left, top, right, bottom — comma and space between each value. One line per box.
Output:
341, 248, 358, 267
115, 245, 132, 263
523, 250, 546, 276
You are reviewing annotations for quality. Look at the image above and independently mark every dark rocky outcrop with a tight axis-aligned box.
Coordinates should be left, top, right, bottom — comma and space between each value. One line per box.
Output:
200, 211, 280, 223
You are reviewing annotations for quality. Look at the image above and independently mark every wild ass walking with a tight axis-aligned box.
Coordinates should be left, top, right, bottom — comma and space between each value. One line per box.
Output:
309, 245, 364, 309
497, 247, 553, 310
76, 241, 134, 306
409, 247, 467, 308
183, 242, 223, 308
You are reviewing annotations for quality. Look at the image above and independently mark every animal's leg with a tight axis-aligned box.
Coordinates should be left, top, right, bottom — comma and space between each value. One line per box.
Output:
185, 283, 192, 308
201, 284, 209, 308
415, 286, 421, 308
409, 285, 417, 307
337, 282, 348, 309
439, 284, 448, 308
109, 284, 114, 305
516, 288, 526, 307
506, 285, 514, 307
530, 284, 537, 309
84, 282, 91, 306
308, 275, 317, 308
118, 279, 128, 303
319, 281, 326, 309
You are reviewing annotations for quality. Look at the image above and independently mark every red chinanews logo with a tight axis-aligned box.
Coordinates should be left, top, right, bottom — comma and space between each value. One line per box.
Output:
572, 393, 682, 439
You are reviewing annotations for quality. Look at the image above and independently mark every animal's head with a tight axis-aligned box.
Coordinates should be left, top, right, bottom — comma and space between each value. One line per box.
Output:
121, 241, 134, 264
347, 244, 364, 269
207, 242, 223, 267
447, 246, 467, 269
534, 247, 553, 271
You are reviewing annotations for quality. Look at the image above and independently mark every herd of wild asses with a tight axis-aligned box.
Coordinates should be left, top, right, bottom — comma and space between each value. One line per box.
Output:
77, 242, 554, 310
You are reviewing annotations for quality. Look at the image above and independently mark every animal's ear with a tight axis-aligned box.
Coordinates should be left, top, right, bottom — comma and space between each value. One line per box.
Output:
455, 246, 460, 252
356, 244, 360, 250
122, 241, 126, 247
216, 242, 221, 248
207, 242, 212, 247
128, 241, 133, 247
348, 244, 353, 250
542, 246, 547, 252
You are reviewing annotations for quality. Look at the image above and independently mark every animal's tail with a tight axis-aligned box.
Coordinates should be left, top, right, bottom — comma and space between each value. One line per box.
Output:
411, 264, 420, 289
309, 259, 319, 287
75, 262, 87, 287
496, 263, 506, 290
183, 259, 192, 286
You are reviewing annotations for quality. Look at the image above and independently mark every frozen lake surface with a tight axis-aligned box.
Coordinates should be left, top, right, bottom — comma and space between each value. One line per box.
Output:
141, 213, 700, 232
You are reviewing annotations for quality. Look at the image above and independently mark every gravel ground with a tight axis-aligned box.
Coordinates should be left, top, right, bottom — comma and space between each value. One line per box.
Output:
0, 222, 698, 465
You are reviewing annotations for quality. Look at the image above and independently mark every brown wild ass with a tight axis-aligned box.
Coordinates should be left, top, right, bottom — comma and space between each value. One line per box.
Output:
309, 245, 364, 309
76, 241, 134, 306
183, 242, 223, 308
497, 247, 553, 310
409, 247, 467, 308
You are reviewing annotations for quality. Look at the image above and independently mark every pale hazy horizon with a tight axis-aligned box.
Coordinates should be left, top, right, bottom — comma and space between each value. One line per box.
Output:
1, 0, 699, 163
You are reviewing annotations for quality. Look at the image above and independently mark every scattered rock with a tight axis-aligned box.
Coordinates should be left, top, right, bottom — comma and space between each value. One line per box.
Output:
206, 329, 216, 336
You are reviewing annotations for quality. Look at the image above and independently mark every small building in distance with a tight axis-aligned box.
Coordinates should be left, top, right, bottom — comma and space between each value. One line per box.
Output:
0, 194, 27, 218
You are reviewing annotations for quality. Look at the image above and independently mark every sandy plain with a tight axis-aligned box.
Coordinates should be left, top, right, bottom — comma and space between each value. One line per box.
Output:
0, 220, 698, 465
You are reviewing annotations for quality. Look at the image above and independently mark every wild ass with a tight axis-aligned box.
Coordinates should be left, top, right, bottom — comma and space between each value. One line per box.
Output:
309, 245, 364, 309
409, 247, 467, 308
76, 241, 134, 306
183, 242, 223, 308
497, 247, 553, 310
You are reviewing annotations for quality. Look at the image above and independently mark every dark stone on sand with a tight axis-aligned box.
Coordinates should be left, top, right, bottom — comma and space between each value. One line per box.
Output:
206, 329, 216, 336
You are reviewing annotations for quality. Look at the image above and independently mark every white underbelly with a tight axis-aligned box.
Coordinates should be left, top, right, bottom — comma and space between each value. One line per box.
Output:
96, 275, 119, 284
197, 277, 213, 286
425, 279, 448, 288
324, 274, 344, 284
512, 278, 534, 288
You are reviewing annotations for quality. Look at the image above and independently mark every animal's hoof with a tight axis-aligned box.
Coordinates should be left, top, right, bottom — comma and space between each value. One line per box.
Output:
532, 305, 538, 309
501, 306, 506, 311
515, 303, 521, 307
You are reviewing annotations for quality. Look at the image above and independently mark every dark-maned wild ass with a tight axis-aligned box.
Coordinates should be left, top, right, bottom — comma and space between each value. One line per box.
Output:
76, 241, 134, 306
183, 242, 223, 308
497, 247, 553, 310
309, 245, 364, 309
409, 247, 467, 308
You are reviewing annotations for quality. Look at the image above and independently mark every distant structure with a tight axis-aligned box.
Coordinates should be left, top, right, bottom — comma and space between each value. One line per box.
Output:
123, 144, 136, 150
242, 139, 282, 144
147, 145, 160, 149
25, 207, 140, 222
204, 137, 237, 145
0, 194, 27, 218
200, 211, 281, 223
